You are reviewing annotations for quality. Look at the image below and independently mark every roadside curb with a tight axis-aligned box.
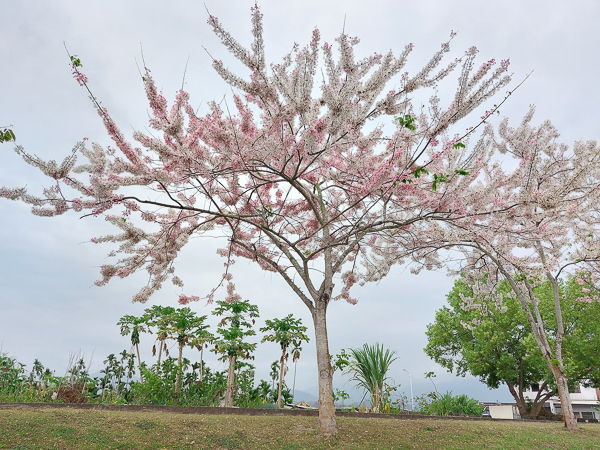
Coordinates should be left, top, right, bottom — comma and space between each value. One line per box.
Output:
0, 402, 509, 421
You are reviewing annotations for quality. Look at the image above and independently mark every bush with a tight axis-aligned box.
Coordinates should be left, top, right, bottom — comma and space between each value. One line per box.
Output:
418, 391, 483, 416
258, 403, 279, 409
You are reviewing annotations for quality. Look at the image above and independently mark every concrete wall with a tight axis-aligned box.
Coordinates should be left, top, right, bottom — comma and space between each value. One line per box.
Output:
488, 405, 517, 420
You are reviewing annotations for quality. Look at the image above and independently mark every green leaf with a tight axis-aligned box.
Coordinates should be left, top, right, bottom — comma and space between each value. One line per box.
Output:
0, 128, 16, 143
413, 167, 429, 178
70, 55, 82, 67
397, 114, 417, 131
454, 169, 469, 176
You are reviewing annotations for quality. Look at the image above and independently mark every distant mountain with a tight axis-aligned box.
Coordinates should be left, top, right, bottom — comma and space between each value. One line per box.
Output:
294, 385, 365, 407
291, 389, 318, 404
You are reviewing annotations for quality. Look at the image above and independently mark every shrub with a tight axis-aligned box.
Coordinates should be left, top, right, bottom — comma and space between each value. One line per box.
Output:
418, 391, 483, 416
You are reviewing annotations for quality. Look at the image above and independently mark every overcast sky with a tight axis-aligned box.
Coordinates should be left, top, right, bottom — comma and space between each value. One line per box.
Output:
1, 0, 599, 404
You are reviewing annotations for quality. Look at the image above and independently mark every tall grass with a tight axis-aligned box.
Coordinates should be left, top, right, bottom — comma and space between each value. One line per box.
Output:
344, 343, 398, 412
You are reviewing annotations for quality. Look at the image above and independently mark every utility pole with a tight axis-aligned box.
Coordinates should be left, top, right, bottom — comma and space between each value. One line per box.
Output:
403, 369, 414, 412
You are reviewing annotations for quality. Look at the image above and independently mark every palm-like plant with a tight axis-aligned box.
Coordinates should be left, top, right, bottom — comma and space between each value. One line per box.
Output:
256, 379, 271, 403
143, 305, 176, 372
188, 328, 214, 384
170, 308, 209, 404
260, 314, 309, 408
29, 359, 45, 384
212, 300, 260, 408
291, 341, 303, 404
100, 353, 119, 398
344, 343, 398, 413
117, 314, 148, 383
269, 360, 279, 392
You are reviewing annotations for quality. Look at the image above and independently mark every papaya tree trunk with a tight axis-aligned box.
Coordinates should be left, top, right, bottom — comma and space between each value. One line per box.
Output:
200, 346, 204, 384
135, 343, 144, 384
277, 349, 285, 408
292, 359, 297, 404
174, 342, 184, 405
225, 355, 236, 408
157, 339, 163, 372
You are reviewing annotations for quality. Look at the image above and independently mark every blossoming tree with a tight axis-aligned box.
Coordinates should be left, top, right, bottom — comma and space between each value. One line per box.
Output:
419, 111, 600, 430
1, 6, 514, 434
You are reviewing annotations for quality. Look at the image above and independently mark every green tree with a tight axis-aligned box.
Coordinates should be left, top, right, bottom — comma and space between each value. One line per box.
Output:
100, 353, 123, 399
211, 300, 259, 408
117, 314, 148, 384
170, 308, 209, 404
188, 327, 214, 385
255, 379, 272, 404
143, 305, 176, 371
260, 314, 310, 408
425, 276, 600, 417
29, 359, 45, 384
344, 343, 398, 413
269, 360, 279, 393
540, 275, 600, 391
290, 341, 303, 404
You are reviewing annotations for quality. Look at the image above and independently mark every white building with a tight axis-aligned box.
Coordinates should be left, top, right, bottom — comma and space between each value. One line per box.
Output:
524, 383, 600, 421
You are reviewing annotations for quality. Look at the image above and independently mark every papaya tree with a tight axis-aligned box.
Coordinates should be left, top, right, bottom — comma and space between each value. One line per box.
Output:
260, 314, 309, 408
170, 307, 209, 404
143, 305, 176, 372
211, 300, 259, 408
117, 314, 148, 383
290, 341, 303, 404
188, 327, 214, 384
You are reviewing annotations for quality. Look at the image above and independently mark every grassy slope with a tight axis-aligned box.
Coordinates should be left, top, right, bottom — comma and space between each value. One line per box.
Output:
0, 407, 599, 450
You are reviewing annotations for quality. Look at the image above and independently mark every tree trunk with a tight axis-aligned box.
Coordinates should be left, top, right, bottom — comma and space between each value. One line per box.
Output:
292, 360, 297, 404
225, 355, 236, 408
135, 343, 144, 384
506, 375, 528, 417
157, 339, 163, 372
506, 379, 552, 418
312, 301, 337, 436
277, 350, 285, 408
529, 399, 545, 418
546, 272, 578, 431
499, 262, 578, 431
174, 343, 183, 405
552, 365, 578, 431
200, 346, 204, 384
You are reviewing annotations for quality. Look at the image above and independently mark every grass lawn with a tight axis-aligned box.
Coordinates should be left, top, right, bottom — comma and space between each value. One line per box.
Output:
0, 407, 599, 449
